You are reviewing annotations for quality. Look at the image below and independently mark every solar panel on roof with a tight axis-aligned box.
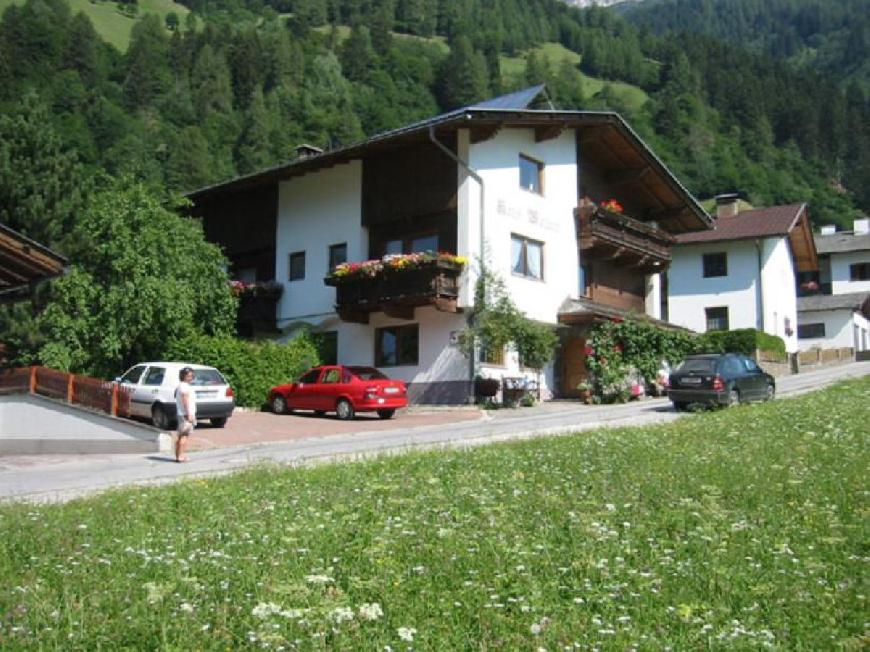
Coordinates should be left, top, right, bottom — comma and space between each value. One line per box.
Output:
469, 84, 546, 110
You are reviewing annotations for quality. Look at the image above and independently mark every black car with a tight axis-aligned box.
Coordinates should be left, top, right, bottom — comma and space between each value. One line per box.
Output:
667, 353, 775, 411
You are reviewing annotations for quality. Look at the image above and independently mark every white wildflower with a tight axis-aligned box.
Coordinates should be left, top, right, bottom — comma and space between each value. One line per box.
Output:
252, 602, 283, 619
305, 574, 334, 585
359, 603, 384, 621
397, 627, 417, 642
179, 602, 194, 613
330, 606, 354, 623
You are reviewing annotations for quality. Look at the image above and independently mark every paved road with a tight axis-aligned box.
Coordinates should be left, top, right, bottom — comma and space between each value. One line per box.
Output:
2, 361, 867, 503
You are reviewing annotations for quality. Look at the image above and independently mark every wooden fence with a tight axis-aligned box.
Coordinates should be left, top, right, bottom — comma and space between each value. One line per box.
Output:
0, 366, 131, 418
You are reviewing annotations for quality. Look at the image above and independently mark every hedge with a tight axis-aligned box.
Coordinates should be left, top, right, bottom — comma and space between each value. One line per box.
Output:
165, 334, 319, 408
696, 328, 786, 360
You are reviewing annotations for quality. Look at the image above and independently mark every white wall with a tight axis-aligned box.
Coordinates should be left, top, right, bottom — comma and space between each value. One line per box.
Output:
668, 240, 760, 332
334, 308, 469, 383
797, 309, 870, 351
830, 250, 870, 294
275, 161, 365, 326
464, 127, 580, 324
760, 237, 799, 352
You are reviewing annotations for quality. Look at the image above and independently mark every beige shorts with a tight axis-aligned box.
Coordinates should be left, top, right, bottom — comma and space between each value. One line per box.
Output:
176, 417, 195, 437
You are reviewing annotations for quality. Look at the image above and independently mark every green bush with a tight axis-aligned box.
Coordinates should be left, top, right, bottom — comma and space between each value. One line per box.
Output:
696, 328, 786, 359
166, 334, 319, 408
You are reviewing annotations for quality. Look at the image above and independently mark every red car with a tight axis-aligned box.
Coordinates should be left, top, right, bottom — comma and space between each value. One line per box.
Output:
268, 365, 408, 420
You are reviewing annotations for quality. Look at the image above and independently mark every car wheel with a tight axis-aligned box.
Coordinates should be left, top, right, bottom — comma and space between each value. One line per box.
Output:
727, 388, 740, 407
764, 383, 775, 401
152, 404, 173, 430
336, 399, 355, 421
271, 395, 288, 414
377, 409, 395, 420
210, 417, 228, 428
673, 401, 688, 412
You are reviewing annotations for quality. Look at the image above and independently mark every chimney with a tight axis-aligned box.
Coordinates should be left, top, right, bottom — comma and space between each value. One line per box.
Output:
714, 193, 740, 219
820, 225, 837, 235
854, 218, 870, 235
295, 144, 323, 159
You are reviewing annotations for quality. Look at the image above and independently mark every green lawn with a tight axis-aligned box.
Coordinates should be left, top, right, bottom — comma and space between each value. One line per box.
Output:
500, 42, 650, 112
0, 0, 191, 51
1, 378, 867, 649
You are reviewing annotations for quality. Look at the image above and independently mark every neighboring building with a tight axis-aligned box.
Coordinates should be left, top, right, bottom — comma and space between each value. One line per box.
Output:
666, 197, 818, 353
189, 86, 712, 403
796, 218, 870, 353
0, 223, 67, 305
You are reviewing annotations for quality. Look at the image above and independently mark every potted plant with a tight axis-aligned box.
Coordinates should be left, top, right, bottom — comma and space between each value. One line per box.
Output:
577, 380, 593, 404
474, 376, 500, 399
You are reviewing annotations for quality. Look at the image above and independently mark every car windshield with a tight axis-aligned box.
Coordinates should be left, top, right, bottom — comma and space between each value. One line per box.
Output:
348, 366, 388, 380
675, 358, 716, 373
190, 368, 226, 386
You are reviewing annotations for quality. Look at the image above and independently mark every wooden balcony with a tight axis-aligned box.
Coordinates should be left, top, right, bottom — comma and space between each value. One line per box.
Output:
236, 288, 282, 335
576, 204, 675, 272
325, 261, 462, 324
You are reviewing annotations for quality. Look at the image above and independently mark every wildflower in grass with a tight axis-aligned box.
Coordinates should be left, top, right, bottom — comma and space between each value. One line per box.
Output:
359, 603, 383, 621
305, 574, 334, 585
252, 602, 283, 619
530, 617, 551, 635
397, 627, 417, 642
330, 606, 354, 623
179, 602, 194, 613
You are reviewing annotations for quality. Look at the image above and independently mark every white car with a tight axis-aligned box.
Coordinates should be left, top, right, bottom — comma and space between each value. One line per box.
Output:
116, 362, 235, 429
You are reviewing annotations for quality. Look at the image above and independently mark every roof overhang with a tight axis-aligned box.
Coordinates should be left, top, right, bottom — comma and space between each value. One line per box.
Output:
187, 109, 711, 234
558, 296, 693, 332
0, 224, 68, 305
787, 205, 818, 272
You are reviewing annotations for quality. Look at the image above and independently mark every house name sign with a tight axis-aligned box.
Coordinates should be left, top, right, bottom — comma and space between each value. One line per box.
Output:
496, 198, 560, 233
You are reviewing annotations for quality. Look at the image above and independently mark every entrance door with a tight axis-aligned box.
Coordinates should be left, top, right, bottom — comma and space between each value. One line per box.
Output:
561, 337, 588, 398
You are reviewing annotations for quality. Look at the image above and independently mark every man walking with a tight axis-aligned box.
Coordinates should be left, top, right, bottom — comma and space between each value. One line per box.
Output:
175, 367, 196, 462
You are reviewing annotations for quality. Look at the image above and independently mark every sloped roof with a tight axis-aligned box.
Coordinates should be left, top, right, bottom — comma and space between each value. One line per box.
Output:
188, 86, 712, 234
675, 203, 818, 272
798, 291, 870, 316
815, 231, 870, 254
0, 223, 67, 304
676, 204, 806, 242
558, 296, 691, 331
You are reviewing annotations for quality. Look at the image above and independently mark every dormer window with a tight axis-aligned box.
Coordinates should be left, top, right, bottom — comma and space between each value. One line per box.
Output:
519, 154, 543, 195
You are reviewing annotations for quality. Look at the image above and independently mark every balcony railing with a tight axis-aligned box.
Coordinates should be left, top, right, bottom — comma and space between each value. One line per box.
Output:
325, 259, 463, 323
233, 281, 282, 334
575, 204, 675, 271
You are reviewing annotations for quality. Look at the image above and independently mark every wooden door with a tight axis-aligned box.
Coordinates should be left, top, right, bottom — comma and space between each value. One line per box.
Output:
561, 337, 588, 398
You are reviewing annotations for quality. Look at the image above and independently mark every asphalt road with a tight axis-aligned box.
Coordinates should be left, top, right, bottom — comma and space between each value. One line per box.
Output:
2, 361, 867, 503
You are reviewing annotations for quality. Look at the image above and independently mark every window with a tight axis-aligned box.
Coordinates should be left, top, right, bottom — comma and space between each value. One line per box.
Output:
143, 366, 166, 386
382, 234, 439, 256
702, 252, 728, 278
298, 369, 321, 384
579, 264, 592, 297
705, 306, 729, 331
120, 365, 146, 385
850, 262, 870, 281
235, 267, 256, 283
511, 234, 543, 280
288, 251, 305, 281
798, 323, 826, 339
519, 154, 543, 194
479, 344, 505, 366
328, 244, 347, 271
321, 368, 342, 383
376, 324, 419, 367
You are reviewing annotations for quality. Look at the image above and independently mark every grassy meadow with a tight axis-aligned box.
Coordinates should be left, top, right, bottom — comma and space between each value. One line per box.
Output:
0, 378, 866, 649
0, 0, 191, 50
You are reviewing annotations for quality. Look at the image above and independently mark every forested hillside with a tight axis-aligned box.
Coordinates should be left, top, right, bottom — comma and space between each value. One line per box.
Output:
1, 0, 868, 235
625, 0, 870, 90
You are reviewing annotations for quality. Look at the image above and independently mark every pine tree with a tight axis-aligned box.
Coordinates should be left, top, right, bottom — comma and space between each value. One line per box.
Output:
340, 23, 376, 83
191, 44, 233, 119
438, 35, 490, 109
123, 15, 172, 108
236, 87, 273, 174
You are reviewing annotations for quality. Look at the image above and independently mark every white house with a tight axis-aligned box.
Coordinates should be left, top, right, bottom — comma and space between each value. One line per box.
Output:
190, 86, 712, 403
796, 218, 870, 353
666, 197, 818, 353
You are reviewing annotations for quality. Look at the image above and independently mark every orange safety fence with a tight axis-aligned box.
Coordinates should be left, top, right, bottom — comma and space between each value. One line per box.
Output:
0, 366, 131, 418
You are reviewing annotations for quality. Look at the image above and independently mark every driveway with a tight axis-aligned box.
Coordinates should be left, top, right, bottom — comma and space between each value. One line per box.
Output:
1, 361, 867, 502
188, 407, 483, 451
